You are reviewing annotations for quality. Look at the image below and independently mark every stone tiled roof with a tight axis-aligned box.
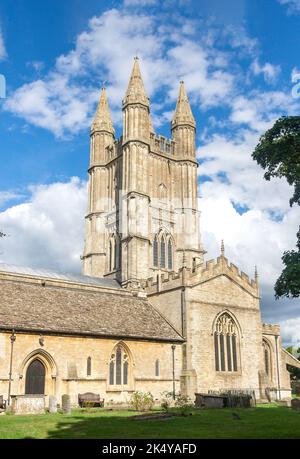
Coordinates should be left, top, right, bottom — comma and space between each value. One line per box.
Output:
0, 271, 183, 342
0, 263, 121, 289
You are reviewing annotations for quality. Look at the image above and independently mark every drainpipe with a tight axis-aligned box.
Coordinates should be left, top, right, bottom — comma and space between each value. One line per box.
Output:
172, 345, 176, 400
275, 335, 281, 400
8, 330, 16, 406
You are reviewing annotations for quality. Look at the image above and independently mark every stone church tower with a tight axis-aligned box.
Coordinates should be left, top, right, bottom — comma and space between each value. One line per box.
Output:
82, 58, 294, 401
0, 58, 295, 409
82, 57, 204, 288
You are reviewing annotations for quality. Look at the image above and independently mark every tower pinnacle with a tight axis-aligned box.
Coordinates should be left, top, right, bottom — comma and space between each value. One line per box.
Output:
221, 239, 225, 257
123, 57, 149, 107
171, 80, 195, 129
91, 87, 114, 135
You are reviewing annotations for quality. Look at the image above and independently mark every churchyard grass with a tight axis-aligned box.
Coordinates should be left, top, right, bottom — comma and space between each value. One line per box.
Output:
1, 405, 300, 439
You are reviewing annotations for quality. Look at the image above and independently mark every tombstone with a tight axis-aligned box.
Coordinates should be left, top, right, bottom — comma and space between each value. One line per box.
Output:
291, 398, 300, 411
49, 395, 57, 414
62, 394, 71, 415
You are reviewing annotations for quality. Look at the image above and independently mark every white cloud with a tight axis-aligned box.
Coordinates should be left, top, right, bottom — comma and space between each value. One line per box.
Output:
278, 0, 300, 14
0, 178, 87, 272
197, 128, 300, 345
4, 9, 247, 137
281, 318, 300, 346
251, 59, 281, 83
229, 90, 300, 132
0, 191, 24, 207
0, 29, 6, 61
200, 195, 300, 288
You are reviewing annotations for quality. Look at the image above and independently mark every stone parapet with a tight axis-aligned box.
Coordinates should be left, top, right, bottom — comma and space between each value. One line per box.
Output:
144, 255, 258, 296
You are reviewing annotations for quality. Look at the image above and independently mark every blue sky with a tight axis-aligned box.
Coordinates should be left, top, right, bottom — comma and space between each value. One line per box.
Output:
0, 0, 300, 344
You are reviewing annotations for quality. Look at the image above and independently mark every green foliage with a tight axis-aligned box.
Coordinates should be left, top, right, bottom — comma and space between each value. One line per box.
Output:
252, 117, 300, 299
174, 394, 193, 415
129, 391, 154, 412
160, 391, 174, 412
285, 347, 300, 379
275, 227, 300, 298
252, 116, 300, 207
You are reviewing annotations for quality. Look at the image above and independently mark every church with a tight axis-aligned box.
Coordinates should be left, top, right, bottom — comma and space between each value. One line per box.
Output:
0, 58, 299, 408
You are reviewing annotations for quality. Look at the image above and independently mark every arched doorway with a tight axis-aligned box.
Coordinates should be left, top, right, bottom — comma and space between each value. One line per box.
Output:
25, 359, 45, 394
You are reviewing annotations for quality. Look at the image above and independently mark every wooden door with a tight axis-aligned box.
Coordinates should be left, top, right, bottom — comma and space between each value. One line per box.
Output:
25, 359, 45, 394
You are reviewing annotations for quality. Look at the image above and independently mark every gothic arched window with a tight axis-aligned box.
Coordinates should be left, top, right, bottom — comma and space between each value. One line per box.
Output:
109, 238, 114, 272
160, 238, 166, 268
109, 344, 130, 386
167, 238, 172, 270
214, 313, 239, 372
153, 237, 158, 267
263, 340, 271, 377
109, 233, 120, 272
153, 232, 174, 270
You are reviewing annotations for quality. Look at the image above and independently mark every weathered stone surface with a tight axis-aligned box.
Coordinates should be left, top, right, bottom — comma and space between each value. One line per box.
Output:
291, 398, 300, 411
62, 394, 71, 415
49, 395, 57, 413
11, 395, 45, 415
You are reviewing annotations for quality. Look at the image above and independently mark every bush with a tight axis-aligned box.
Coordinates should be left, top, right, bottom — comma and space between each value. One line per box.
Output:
130, 391, 154, 411
174, 394, 193, 415
160, 391, 174, 412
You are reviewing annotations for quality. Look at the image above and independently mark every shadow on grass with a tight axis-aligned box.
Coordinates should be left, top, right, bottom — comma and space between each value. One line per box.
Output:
44, 407, 300, 440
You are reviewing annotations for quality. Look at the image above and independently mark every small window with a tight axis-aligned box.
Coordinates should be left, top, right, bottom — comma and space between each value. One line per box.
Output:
263, 340, 271, 376
161, 238, 166, 268
153, 237, 158, 267
87, 357, 92, 376
109, 239, 113, 272
155, 359, 160, 377
168, 239, 172, 270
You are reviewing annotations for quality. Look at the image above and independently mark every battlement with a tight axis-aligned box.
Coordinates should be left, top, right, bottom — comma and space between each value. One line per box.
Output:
262, 323, 281, 335
143, 270, 182, 293
144, 255, 258, 295
150, 133, 175, 157
198, 256, 258, 291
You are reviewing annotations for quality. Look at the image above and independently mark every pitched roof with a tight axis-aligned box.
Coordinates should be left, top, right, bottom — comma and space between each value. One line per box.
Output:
0, 267, 183, 343
0, 263, 121, 288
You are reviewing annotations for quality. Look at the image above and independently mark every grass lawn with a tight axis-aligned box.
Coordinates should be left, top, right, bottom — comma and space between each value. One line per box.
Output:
1, 405, 300, 439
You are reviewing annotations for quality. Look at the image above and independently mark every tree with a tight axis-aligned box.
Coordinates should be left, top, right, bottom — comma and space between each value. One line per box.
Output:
286, 347, 300, 380
252, 116, 300, 299
252, 116, 300, 207
275, 227, 300, 298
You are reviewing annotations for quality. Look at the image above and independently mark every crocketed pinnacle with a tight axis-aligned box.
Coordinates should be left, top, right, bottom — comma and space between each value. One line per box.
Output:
123, 57, 149, 107
171, 80, 196, 129
91, 87, 115, 134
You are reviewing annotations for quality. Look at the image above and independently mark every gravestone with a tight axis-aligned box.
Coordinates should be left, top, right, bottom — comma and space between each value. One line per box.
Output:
49, 395, 57, 413
10, 395, 45, 415
62, 394, 71, 415
291, 398, 300, 411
